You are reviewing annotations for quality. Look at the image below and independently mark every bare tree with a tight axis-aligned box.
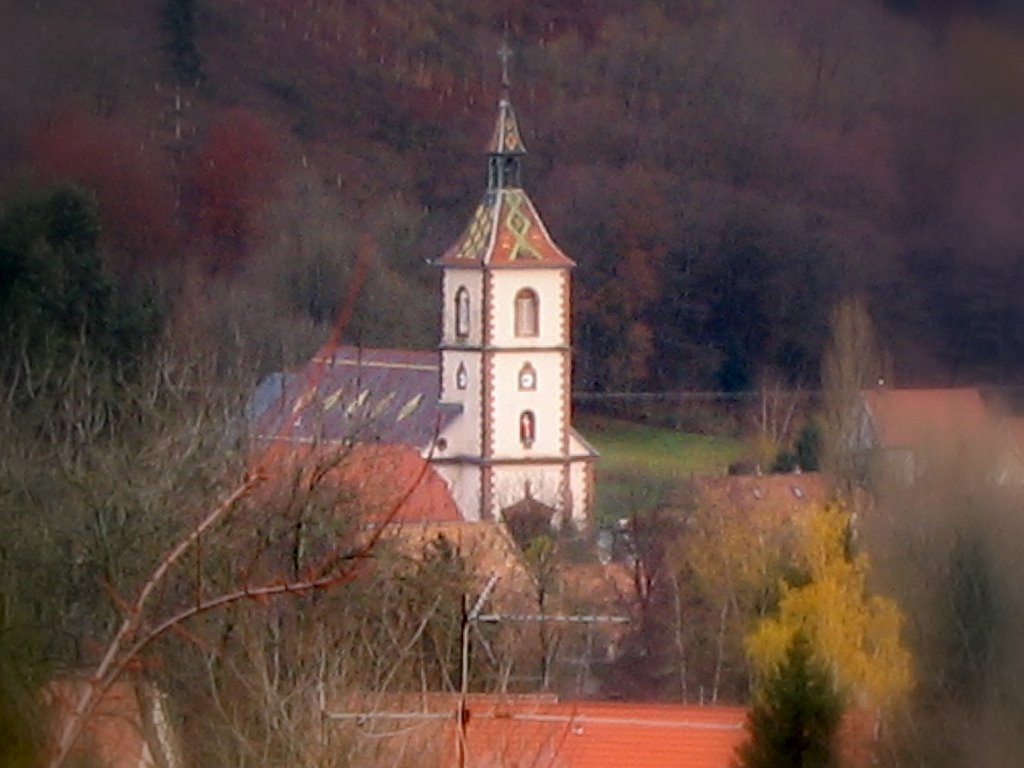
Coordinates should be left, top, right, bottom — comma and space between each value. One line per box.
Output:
176, 534, 476, 768
38, 241, 379, 768
820, 295, 891, 492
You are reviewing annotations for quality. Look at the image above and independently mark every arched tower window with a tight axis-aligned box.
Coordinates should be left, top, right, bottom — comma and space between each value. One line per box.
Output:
456, 362, 468, 390
519, 410, 536, 448
514, 288, 538, 338
455, 287, 470, 339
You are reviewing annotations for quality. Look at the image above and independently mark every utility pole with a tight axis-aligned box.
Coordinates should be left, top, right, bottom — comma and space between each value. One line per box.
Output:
456, 574, 499, 768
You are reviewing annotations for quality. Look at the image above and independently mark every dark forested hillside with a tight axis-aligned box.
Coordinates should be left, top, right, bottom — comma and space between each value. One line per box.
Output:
4, 0, 1024, 389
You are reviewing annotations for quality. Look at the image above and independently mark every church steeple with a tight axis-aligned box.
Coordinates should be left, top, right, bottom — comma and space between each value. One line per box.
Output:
432, 42, 597, 525
487, 42, 526, 191
434, 42, 573, 268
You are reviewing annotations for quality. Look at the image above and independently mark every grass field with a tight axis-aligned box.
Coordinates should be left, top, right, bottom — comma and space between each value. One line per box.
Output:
576, 415, 748, 523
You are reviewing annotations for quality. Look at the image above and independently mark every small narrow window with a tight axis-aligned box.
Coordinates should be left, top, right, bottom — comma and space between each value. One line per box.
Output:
455, 286, 470, 339
519, 410, 535, 448
456, 362, 468, 390
518, 362, 537, 391
514, 288, 538, 337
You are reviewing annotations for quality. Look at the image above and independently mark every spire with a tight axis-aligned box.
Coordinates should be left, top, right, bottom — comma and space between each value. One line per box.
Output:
487, 41, 525, 190
435, 40, 574, 269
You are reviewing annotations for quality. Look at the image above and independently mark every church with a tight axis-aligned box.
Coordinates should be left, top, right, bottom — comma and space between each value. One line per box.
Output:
250, 76, 597, 526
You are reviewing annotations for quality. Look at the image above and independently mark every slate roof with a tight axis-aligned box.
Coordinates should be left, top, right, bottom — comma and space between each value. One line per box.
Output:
435, 188, 575, 269
861, 387, 992, 450
251, 346, 460, 449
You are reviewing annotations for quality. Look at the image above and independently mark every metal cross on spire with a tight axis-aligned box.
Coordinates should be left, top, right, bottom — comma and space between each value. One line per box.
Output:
497, 39, 513, 91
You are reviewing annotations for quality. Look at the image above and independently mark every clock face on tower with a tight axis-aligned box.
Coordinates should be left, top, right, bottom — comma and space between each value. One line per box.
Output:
518, 363, 536, 391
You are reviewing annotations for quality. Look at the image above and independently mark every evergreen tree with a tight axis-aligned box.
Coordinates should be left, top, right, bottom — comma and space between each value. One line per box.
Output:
795, 419, 823, 472
736, 631, 844, 768
0, 185, 162, 438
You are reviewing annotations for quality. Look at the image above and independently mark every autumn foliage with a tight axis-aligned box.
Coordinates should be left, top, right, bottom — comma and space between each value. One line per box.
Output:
3, 1, 1024, 388
191, 108, 280, 271
27, 111, 177, 273
746, 504, 912, 711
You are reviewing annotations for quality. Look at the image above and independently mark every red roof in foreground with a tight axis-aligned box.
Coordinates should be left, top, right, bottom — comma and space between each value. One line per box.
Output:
331, 694, 748, 768
333, 694, 880, 768
459, 699, 748, 768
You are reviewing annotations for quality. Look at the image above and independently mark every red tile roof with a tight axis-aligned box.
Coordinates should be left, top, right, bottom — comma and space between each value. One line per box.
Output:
331, 694, 881, 768
337, 444, 462, 524
459, 699, 748, 768
256, 441, 462, 525
329, 694, 748, 768
692, 473, 833, 522
861, 387, 992, 450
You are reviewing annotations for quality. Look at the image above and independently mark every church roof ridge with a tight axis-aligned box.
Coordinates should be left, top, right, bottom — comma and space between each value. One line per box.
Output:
313, 345, 439, 369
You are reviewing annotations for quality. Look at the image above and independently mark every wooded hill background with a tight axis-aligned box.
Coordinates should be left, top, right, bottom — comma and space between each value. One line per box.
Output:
4, 0, 1024, 392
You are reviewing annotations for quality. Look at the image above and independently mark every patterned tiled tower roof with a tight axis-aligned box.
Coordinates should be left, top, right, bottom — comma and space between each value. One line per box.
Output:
488, 96, 526, 155
435, 87, 574, 269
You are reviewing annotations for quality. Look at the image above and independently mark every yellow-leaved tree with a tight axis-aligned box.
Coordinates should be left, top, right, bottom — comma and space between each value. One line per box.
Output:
745, 503, 912, 710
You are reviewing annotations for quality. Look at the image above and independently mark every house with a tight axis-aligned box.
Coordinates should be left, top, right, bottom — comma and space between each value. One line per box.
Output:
251, 76, 597, 526
689, 473, 833, 521
642, 472, 835, 578
850, 387, 996, 481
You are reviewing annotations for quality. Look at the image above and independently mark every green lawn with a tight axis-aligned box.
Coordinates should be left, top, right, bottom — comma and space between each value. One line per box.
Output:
576, 416, 748, 523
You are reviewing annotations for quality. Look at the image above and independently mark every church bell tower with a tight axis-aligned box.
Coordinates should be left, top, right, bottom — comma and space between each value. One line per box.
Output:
431, 48, 597, 524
